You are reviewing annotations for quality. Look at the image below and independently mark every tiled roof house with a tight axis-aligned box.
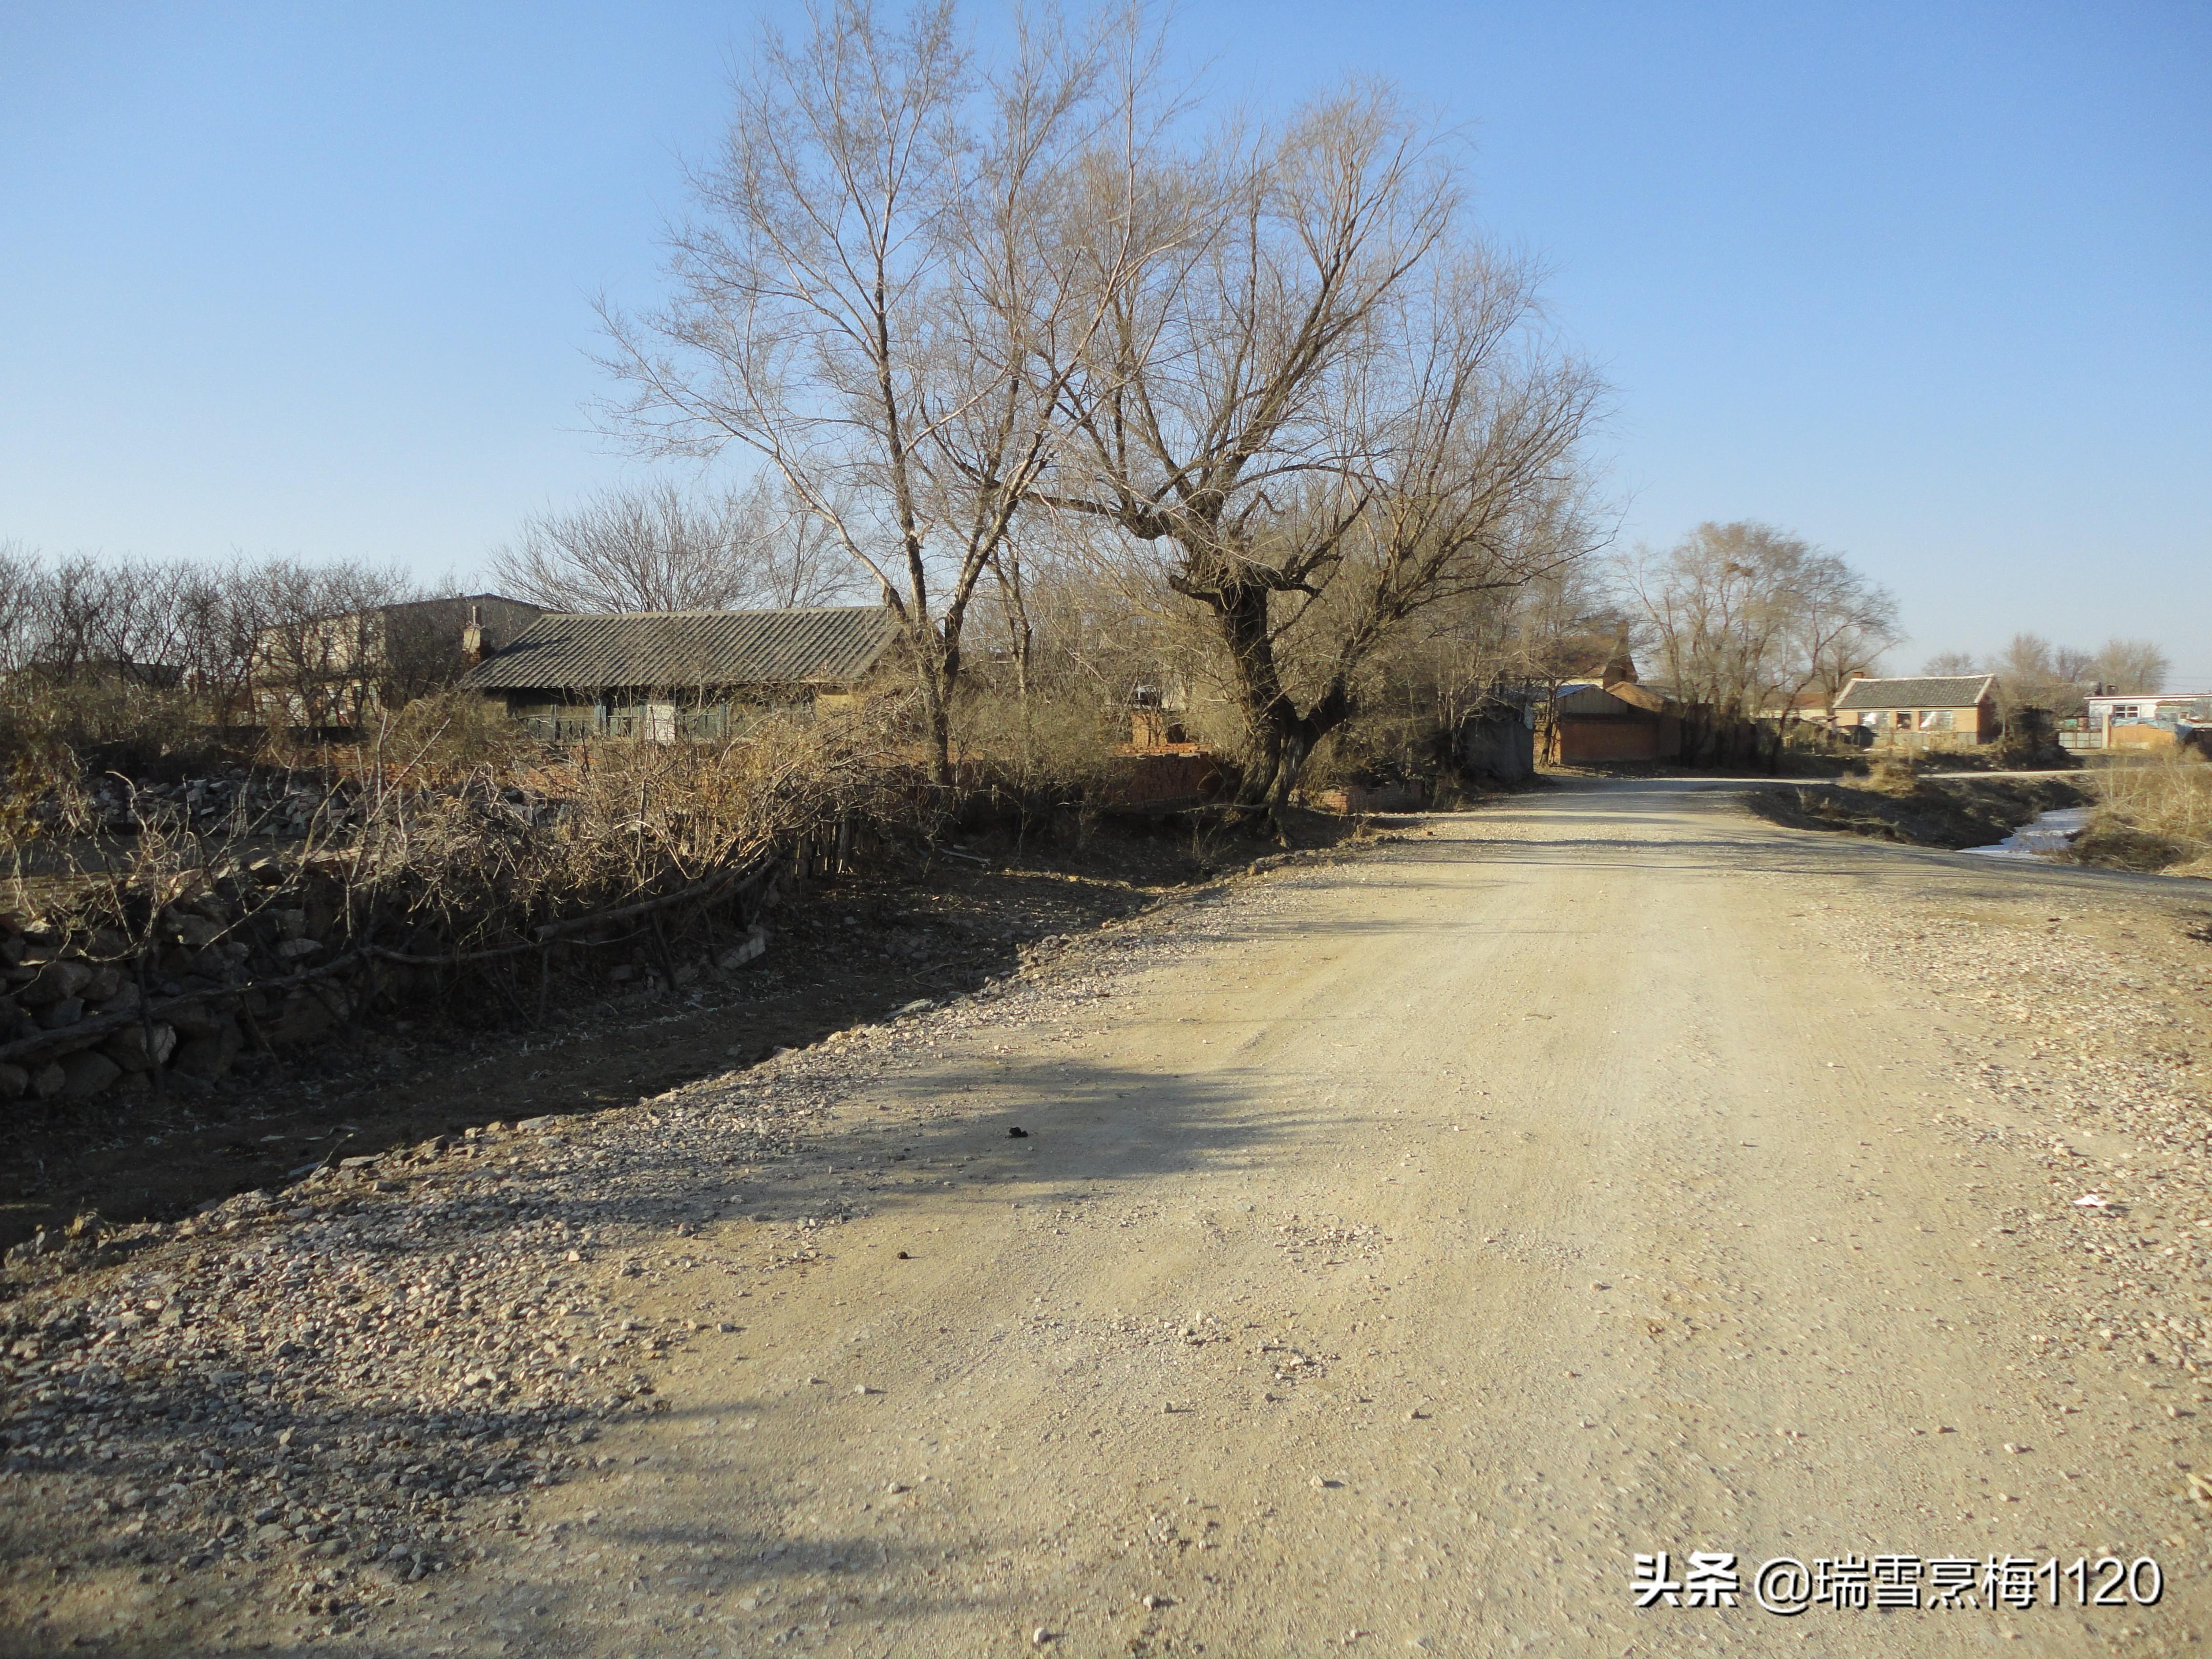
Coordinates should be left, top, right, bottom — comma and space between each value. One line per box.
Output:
1833, 674, 1999, 746
459, 606, 902, 740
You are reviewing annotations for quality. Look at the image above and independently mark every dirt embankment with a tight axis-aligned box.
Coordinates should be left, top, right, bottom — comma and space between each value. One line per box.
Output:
2068, 759, 2212, 874
0, 812, 1375, 1259
1744, 772, 2087, 850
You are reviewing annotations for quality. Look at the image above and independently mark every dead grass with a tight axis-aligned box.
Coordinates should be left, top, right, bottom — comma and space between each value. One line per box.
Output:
2073, 754, 2212, 877
1, 696, 944, 967
1866, 756, 1919, 795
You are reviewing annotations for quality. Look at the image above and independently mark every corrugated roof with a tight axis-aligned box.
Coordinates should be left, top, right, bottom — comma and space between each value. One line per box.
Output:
1834, 674, 1994, 710
459, 606, 899, 692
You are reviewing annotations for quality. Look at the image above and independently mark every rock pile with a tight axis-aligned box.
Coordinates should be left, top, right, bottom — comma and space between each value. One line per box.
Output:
34, 772, 379, 841
1, 868, 776, 1109
0, 871, 367, 1108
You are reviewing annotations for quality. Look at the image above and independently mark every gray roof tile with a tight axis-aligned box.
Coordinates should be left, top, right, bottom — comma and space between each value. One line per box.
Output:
459, 606, 899, 693
1834, 674, 1994, 710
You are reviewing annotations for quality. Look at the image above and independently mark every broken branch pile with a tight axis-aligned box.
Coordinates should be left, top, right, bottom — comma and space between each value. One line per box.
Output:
1, 708, 944, 1108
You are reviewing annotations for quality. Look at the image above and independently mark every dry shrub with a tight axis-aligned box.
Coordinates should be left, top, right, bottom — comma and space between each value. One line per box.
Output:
954, 685, 1124, 805
349, 698, 939, 951
2078, 753, 2212, 876
0, 678, 212, 789
1, 693, 944, 972
1867, 756, 1920, 795
270, 690, 540, 782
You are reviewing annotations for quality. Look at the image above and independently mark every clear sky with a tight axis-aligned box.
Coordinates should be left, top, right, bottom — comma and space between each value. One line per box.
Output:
4, 2, 2206, 680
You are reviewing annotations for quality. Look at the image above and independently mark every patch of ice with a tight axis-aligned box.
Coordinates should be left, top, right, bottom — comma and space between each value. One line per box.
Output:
1965, 805, 2093, 859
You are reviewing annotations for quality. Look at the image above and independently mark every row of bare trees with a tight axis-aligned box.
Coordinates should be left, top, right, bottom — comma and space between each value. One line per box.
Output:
1924, 634, 2172, 712
0, 541, 462, 738
590, 0, 1608, 804
489, 478, 857, 614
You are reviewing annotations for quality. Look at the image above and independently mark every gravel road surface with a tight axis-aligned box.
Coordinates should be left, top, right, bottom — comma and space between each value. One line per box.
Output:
7, 777, 2210, 1655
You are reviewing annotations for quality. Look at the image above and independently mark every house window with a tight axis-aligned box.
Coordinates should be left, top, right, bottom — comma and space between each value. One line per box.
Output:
1920, 709, 1953, 731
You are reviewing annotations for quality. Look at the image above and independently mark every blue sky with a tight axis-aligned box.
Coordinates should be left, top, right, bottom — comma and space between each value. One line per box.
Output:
3, 2, 2206, 679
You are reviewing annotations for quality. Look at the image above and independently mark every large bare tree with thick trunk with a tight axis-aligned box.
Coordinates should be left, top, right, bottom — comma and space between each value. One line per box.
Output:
1018, 87, 1605, 805
595, 1, 1160, 782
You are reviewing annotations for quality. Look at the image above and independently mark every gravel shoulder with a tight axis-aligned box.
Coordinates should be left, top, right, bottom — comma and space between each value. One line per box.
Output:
5, 780, 2211, 1655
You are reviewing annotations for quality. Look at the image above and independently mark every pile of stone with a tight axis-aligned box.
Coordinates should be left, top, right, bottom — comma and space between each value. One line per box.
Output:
36, 771, 376, 841
2, 860, 781, 1107
0, 869, 371, 1106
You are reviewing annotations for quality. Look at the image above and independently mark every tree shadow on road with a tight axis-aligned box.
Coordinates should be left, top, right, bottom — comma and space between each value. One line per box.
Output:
0, 1040, 1304, 1655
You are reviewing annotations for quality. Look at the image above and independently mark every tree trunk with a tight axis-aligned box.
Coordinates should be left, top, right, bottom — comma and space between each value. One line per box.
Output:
1210, 579, 1353, 809
916, 663, 954, 788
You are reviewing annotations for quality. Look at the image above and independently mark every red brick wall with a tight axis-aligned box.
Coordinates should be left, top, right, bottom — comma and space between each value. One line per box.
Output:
1555, 715, 1678, 763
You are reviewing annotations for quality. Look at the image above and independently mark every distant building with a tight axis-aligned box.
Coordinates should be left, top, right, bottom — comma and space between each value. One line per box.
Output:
253, 594, 545, 727
1832, 675, 2000, 748
1544, 631, 1640, 689
1545, 677, 1684, 763
2078, 692, 2212, 753
458, 605, 902, 740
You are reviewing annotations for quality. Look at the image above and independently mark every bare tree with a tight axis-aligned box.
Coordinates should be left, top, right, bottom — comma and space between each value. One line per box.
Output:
1620, 521, 1898, 757
597, 0, 1156, 782
2093, 636, 2171, 694
1989, 632, 2091, 717
1920, 649, 1981, 675
248, 560, 419, 727
1024, 89, 1605, 805
1785, 550, 1902, 717
1620, 523, 1796, 721
0, 541, 36, 674
490, 479, 854, 613
174, 558, 282, 721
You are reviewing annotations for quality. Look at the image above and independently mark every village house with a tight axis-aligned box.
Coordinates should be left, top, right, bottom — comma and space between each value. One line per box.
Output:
457, 605, 901, 739
1832, 674, 2000, 748
1543, 652, 1685, 764
2079, 691, 2212, 753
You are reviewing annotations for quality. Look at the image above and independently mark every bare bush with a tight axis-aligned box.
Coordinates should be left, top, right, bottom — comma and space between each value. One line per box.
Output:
0, 693, 947, 1112
490, 479, 856, 613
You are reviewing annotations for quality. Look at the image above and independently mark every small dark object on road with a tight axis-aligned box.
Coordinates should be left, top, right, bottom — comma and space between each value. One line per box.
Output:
896, 1250, 911, 1259
1007, 1126, 1030, 1138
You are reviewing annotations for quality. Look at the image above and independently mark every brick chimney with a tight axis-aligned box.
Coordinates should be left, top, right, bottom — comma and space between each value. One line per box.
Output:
1599, 629, 1635, 688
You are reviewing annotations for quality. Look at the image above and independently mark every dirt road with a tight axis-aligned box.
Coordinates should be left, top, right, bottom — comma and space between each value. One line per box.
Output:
11, 777, 2212, 1654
